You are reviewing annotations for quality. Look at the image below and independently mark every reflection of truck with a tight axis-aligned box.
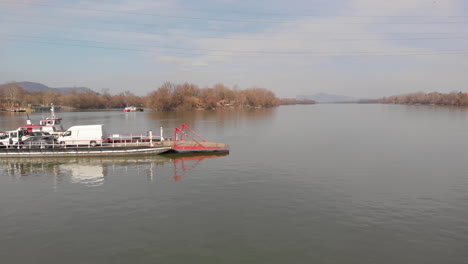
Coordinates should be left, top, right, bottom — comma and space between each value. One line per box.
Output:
57, 125, 106, 146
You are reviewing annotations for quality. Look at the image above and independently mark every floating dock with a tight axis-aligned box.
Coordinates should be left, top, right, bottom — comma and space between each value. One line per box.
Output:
162, 124, 230, 153
162, 140, 229, 153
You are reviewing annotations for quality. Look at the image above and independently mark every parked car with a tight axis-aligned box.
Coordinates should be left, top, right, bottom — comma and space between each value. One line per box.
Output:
21, 136, 56, 148
28, 131, 51, 137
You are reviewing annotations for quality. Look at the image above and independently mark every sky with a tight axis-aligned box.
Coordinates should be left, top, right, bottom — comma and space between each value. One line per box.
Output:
0, 0, 467, 98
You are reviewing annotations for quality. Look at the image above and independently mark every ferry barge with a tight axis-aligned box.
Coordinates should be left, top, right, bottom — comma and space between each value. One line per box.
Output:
0, 122, 228, 157
0, 126, 171, 157
0, 144, 171, 157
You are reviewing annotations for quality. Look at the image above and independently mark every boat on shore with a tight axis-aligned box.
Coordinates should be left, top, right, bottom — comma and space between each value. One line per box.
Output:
31, 105, 62, 112
10, 108, 26, 112
124, 106, 144, 112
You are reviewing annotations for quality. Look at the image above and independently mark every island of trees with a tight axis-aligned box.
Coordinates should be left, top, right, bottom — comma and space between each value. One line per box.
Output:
380, 92, 468, 106
0, 82, 315, 111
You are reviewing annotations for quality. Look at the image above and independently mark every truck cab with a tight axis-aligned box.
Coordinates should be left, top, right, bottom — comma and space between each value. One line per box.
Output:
0, 130, 25, 147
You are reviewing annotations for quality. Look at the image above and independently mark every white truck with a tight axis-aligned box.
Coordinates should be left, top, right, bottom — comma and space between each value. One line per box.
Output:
57, 125, 106, 147
0, 130, 25, 147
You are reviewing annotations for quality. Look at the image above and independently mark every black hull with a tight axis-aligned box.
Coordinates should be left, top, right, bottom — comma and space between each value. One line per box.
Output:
0, 146, 171, 157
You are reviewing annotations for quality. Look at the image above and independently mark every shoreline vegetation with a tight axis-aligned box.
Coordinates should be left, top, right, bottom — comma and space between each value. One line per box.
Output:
6, 81, 464, 111
0, 82, 315, 111
379, 92, 468, 106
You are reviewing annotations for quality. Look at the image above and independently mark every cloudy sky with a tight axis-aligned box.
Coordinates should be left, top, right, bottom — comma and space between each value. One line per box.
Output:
1, 0, 467, 98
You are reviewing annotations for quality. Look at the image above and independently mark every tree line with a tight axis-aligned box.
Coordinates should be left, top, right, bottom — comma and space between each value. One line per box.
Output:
146, 82, 285, 111
1, 82, 314, 111
278, 98, 316, 105
0, 83, 143, 109
380, 92, 468, 106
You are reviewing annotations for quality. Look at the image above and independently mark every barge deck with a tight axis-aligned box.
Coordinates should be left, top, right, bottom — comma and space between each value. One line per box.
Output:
162, 140, 229, 153
0, 124, 229, 157
165, 124, 230, 153
0, 143, 171, 157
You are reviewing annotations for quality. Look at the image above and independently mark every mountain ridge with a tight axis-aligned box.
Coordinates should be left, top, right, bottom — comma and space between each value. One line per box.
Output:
9, 81, 95, 94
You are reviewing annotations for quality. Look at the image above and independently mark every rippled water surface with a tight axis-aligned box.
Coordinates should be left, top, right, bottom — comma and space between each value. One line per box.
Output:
1, 105, 468, 263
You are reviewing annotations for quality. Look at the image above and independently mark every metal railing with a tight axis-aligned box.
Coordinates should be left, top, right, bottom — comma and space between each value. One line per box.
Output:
3, 136, 163, 149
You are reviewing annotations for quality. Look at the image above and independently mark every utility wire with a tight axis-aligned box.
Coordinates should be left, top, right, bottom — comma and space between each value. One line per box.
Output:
2, 2, 468, 24
2, 36, 468, 57
3, 1, 468, 19
0, 18, 278, 41
4, 19, 468, 43
6, 33, 468, 53
3, 11, 468, 36
142, 6, 468, 19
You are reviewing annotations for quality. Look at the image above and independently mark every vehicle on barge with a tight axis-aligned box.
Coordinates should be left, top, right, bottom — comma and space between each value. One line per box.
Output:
0, 129, 170, 157
0, 124, 169, 157
0, 123, 229, 157
0, 104, 66, 147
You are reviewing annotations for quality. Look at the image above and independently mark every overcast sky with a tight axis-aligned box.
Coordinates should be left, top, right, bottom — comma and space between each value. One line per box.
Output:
1, 0, 467, 98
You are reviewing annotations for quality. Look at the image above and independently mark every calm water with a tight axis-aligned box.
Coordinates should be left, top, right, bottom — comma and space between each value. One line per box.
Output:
1, 104, 468, 263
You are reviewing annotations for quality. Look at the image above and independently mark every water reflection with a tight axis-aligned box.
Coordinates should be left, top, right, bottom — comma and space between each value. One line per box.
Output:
0, 153, 228, 187
146, 108, 276, 128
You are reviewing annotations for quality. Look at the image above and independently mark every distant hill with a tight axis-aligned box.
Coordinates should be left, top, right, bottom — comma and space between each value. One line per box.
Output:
13, 81, 95, 94
297, 93, 357, 103
14, 81, 50, 92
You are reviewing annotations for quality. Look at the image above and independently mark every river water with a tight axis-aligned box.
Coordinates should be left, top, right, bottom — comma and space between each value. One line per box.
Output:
1, 104, 468, 263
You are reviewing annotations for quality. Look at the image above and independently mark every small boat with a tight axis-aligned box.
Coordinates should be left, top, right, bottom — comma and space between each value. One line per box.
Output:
124, 106, 144, 112
19, 104, 65, 137
31, 105, 62, 112
10, 108, 26, 112
36, 104, 65, 135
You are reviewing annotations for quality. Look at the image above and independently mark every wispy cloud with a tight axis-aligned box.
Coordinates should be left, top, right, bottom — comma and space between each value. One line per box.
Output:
0, 0, 467, 97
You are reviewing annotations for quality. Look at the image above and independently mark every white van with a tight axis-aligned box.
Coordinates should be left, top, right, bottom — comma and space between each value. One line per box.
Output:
0, 130, 25, 147
57, 125, 106, 146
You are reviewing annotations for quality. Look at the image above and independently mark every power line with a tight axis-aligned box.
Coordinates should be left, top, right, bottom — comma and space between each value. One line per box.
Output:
0, 2, 294, 24
0, 18, 276, 41
2, 2, 468, 25
4, 19, 468, 44
2, 36, 468, 58
3, 11, 468, 36
148, 6, 468, 19
7, 33, 468, 53
3, 1, 468, 19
